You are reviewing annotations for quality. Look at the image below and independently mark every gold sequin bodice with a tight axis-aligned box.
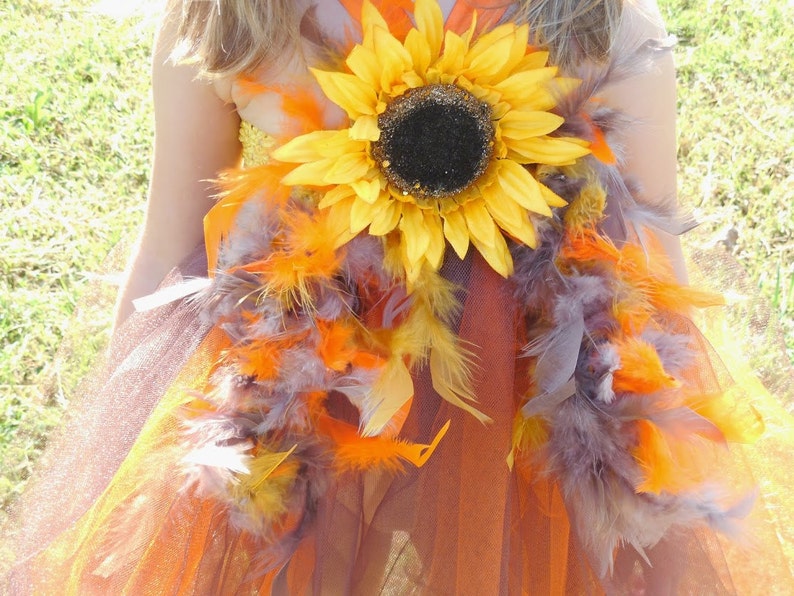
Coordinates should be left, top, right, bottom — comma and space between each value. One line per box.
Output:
239, 120, 277, 168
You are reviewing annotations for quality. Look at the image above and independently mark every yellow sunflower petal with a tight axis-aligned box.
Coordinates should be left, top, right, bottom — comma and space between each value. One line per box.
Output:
462, 200, 499, 248
345, 44, 380, 88
404, 28, 432, 76
399, 206, 432, 268
349, 114, 381, 141
492, 159, 552, 216
512, 87, 557, 112
505, 135, 591, 166
442, 208, 470, 259
414, 0, 443, 59
401, 70, 426, 89
457, 80, 501, 106
471, 232, 512, 278
434, 30, 467, 76
318, 184, 356, 209
281, 158, 337, 186
273, 130, 357, 163
481, 183, 527, 229
326, 198, 359, 247
351, 176, 382, 204
511, 77, 581, 112
539, 181, 569, 208
517, 50, 551, 71
464, 24, 518, 80
498, 23, 531, 78
466, 23, 531, 85
482, 188, 538, 247
498, 110, 565, 140
507, 216, 538, 249
324, 152, 372, 184
372, 27, 413, 92
369, 199, 402, 235
401, 245, 423, 285
423, 211, 446, 269
310, 68, 378, 119
461, 11, 478, 46
349, 193, 383, 233
361, 0, 389, 42
490, 101, 511, 121
491, 67, 558, 106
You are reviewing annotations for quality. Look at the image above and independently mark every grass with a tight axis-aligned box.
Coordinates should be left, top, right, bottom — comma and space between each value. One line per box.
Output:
1, 0, 154, 513
0, 0, 792, 521
666, 0, 793, 301
661, 0, 794, 393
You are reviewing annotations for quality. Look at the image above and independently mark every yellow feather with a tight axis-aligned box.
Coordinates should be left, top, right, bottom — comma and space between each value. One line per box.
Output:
230, 445, 299, 530
413, 266, 491, 423
363, 356, 414, 436
507, 411, 548, 469
371, 246, 489, 424
430, 347, 491, 423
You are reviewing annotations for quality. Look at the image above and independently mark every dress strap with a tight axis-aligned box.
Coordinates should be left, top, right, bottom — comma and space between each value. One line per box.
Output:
446, 0, 511, 34
337, 0, 415, 35
337, 0, 511, 35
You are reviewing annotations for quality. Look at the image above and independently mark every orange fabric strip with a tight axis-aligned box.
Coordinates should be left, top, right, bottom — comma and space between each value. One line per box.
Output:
338, 0, 510, 37
338, 0, 415, 35
446, 0, 510, 35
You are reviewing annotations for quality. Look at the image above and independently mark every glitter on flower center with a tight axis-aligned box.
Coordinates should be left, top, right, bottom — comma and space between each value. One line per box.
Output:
372, 84, 494, 199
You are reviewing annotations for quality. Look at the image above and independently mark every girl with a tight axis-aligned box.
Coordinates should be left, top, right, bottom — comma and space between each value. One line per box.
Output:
5, 0, 792, 593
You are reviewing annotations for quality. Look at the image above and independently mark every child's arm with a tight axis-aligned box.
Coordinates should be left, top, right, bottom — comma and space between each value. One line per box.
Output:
113, 18, 241, 330
601, 0, 688, 282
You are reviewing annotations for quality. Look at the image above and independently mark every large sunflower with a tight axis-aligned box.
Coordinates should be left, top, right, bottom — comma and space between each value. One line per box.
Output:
273, 0, 590, 281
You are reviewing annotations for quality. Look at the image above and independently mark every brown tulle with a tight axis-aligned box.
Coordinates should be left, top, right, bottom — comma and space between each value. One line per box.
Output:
2, 248, 213, 588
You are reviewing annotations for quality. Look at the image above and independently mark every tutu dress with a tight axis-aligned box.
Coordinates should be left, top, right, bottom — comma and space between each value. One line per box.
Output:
4, 0, 794, 593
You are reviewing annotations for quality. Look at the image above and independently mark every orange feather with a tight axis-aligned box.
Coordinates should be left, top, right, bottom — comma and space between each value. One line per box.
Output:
612, 336, 678, 394
279, 86, 326, 136
561, 230, 723, 335
580, 110, 616, 165
317, 415, 449, 472
224, 322, 310, 382
633, 419, 714, 494
234, 79, 325, 138
229, 209, 344, 302
205, 162, 294, 274
232, 339, 283, 381
686, 391, 764, 444
317, 320, 360, 372
235, 75, 271, 99
315, 318, 383, 371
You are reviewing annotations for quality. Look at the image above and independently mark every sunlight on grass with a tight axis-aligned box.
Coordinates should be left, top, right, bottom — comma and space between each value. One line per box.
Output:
1, 0, 154, 514
663, 0, 794, 361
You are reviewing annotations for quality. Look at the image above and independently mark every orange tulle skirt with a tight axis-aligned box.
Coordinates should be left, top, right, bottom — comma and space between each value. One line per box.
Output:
3, 249, 792, 595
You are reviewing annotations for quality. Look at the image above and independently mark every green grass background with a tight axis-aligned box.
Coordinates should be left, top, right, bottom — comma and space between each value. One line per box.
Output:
1, 0, 792, 518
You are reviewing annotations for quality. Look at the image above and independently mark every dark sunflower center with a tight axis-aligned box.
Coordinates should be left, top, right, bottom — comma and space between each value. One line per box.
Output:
372, 84, 494, 199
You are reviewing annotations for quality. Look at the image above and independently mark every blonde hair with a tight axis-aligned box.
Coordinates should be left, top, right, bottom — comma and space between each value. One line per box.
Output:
166, 0, 299, 76
168, 0, 623, 78
515, 0, 624, 67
